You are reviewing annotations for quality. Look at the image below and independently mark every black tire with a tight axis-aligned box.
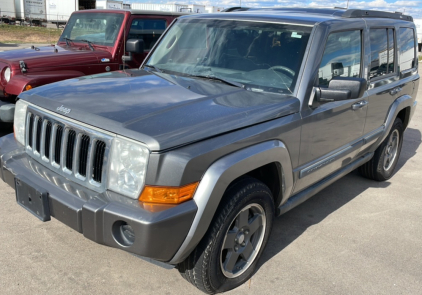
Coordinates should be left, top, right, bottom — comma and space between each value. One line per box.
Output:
177, 177, 275, 294
359, 118, 404, 181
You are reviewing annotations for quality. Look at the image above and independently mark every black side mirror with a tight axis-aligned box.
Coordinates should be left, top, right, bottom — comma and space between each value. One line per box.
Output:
315, 77, 367, 103
122, 39, 145, 62
126, 39, 144, 53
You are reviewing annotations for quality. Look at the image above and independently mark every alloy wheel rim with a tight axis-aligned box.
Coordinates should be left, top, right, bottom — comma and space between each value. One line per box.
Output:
383, 129, 399, 171
220, 203, 266, 278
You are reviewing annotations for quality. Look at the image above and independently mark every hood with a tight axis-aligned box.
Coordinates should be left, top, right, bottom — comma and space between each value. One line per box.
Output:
0, 45, 111, 70
20, 69, 300, 151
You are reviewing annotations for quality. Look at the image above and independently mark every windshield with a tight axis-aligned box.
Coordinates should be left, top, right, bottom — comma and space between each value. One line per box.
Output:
147, 19, 312, 94
59, 13, 124, 46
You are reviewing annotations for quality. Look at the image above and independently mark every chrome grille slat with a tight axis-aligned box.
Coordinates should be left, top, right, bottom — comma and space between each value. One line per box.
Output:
32, 116, 39, 155
25, 107, 113, 193
50, 123, 58, 167
26, 113, 34, 149
86, 138, 96, 183
40, 119, 47, 161
61, 128, 69, 172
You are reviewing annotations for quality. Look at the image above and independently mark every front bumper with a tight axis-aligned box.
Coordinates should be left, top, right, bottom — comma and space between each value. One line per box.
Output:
0, 134, 197, 263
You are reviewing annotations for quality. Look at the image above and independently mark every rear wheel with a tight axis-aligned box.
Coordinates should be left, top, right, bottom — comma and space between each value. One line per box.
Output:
177, 177, 274, 294
359, 117, 404, 181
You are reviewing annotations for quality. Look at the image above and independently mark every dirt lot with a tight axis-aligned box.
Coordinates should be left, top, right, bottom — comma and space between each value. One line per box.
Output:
0, 66, 421, 293
0, 24, 61, 44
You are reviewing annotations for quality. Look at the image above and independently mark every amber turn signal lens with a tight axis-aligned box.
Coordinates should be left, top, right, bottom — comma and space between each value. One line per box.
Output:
25, 85, 32, 91
139, 182, 199, 204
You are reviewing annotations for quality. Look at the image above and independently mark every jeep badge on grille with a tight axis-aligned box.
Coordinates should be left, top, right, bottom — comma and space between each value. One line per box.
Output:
56, 105, 71, 115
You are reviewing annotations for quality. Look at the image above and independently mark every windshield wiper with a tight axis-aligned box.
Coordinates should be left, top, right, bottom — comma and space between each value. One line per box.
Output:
191, 74, 245, 89
144, 64, 163, 73
79, 39, 95, 51
63, 37, 73, 47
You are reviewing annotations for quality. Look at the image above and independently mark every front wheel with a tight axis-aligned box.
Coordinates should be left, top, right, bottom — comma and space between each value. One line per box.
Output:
177, 177, 275, 294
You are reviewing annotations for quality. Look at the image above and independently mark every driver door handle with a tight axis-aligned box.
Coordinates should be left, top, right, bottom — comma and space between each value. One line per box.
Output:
390, 87, 402, 96
352, 100, 368, 110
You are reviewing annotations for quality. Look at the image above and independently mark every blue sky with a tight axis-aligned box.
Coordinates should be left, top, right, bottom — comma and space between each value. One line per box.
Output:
129, 0, 422, 19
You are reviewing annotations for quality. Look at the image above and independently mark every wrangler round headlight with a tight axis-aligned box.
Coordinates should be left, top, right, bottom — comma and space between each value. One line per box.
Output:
108, 136, 149, 199
3, 67, 11, 82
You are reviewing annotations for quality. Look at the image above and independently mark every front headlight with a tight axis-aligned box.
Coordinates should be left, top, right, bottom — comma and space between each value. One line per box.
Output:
3, 67, 11, 82
108, 136, 149, 199
14, 100, 29, 145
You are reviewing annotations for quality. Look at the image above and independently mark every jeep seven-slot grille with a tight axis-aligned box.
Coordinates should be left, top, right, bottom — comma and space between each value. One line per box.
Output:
25, 111, 110, 190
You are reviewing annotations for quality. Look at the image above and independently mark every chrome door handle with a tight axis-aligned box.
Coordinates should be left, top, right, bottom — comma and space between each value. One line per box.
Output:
390, 87, 402, 96
352, 100, 368, 110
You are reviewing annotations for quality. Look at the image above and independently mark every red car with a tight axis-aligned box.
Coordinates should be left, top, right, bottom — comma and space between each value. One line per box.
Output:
0, 9, 185, 125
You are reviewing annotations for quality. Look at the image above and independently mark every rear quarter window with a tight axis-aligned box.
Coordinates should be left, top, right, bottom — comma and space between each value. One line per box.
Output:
399, 27, 416, 72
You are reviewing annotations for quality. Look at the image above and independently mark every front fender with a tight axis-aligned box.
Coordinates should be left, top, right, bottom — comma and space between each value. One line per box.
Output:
169, 140, 293, 264
5, 70, 85, 96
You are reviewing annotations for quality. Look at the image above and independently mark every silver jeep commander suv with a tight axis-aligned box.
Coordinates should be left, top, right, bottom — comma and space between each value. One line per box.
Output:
0, 7, 418, 294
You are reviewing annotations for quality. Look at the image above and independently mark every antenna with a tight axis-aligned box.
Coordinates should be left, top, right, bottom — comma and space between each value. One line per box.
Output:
347, 0, 349, 8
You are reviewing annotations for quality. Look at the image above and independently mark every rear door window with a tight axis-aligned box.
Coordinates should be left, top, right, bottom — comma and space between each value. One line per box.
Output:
399, 28, 416, 72
128, 19, 167, 50
318, 30, 362, 86
369, 28, 395, 79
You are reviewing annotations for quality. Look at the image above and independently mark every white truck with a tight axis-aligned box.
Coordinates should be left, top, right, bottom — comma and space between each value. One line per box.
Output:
415, 19, 422, 52
0, 0, 17, 24
46, 0, 78, 27
14, 0, 47, 25
95, 0, 123, 10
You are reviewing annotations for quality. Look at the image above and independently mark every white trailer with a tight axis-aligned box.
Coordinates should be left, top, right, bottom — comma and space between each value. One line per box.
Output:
414, 19, 422, 52
46, 0, 78, 26
96, 0, 123, 10
205, 6, 224, 13
131, 3, 189, 13
15, 0, 47, 22
0, 0, 17, 22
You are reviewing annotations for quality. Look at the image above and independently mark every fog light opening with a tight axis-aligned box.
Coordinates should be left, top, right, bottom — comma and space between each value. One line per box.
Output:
112, 220, 135, 247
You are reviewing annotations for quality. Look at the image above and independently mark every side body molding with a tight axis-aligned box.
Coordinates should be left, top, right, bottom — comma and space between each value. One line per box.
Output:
169, 140, 294, 264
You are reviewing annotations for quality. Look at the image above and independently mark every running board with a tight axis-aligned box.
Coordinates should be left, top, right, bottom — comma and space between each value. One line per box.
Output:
277, 152, 374, 216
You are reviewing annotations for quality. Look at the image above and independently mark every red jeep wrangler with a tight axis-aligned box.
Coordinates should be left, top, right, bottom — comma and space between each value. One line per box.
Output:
0, 9, 185, 125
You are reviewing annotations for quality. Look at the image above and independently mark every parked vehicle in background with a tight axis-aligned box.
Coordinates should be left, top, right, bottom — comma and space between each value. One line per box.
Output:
47, 0, 85, 28
415, 18, 422, 51
0, 0, 17, 24
15, 0, 47, 26
0, 9, 185, 126
0, 7, 418, 294
96, 0, 123, 10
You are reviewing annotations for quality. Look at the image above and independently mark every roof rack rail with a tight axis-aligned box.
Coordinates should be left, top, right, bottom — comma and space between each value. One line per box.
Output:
342, 9, 413, 21
221, 7, 250, 12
